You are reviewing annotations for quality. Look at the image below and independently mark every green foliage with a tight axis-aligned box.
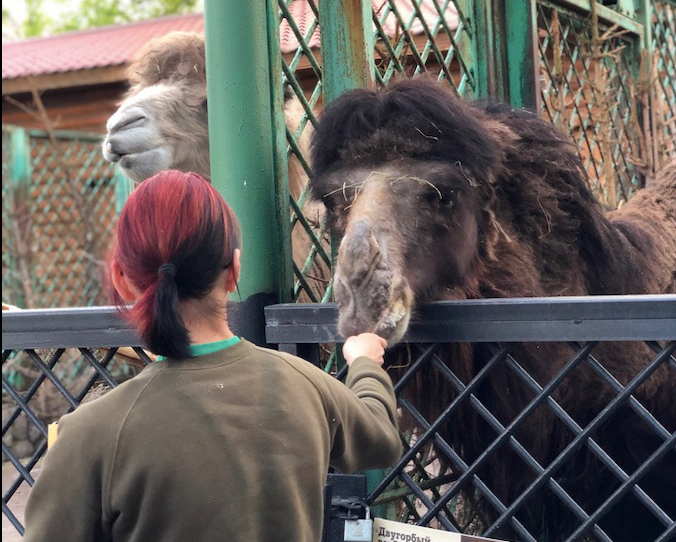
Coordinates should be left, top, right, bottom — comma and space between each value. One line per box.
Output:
54, 0, 201, 34
4, 0, 201, 39
23, 0, 51, 37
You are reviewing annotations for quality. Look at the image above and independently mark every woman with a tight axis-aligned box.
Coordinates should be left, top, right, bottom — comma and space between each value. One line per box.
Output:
23, 170, 401, 542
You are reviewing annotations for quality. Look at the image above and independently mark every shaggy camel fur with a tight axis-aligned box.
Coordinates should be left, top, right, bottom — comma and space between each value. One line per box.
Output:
310, 77, 676, 542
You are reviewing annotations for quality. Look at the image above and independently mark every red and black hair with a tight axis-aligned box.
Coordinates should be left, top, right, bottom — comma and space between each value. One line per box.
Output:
111, 170, 241, 358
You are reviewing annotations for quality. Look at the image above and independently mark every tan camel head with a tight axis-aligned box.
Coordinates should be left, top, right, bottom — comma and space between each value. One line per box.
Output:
102, 31, 312, 195
102, 32, 210, 182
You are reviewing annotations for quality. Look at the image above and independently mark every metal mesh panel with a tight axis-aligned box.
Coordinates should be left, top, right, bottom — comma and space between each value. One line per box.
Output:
265, 298, 676, 542
537, 2, 644, 208
369, 340, 675, 542
652, 1, 676, 166
1, 128, 120, 309
2, 345, 151, 536
371, 0, 475, 97
278, 0, 331, 304
276, 1, 473, 307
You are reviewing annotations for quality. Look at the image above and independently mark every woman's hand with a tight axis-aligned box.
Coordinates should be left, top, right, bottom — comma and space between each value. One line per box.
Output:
342, 333, 388, 366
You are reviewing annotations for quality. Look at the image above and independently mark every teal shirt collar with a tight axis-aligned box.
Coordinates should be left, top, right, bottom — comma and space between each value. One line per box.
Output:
156, 336, 240, 361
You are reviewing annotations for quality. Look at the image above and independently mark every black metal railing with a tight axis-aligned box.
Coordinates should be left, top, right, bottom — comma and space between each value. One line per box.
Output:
266, 295, 676, 542
3, 296, 675, 541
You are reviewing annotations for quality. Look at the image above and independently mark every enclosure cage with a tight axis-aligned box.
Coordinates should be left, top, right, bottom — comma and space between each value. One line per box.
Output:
3, 1, 676, 541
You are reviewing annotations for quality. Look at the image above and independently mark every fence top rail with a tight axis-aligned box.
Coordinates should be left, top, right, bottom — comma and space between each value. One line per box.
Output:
2, 123, 105, 143
265, 295, 676, 344
3, 296, 674, 350
537, 0, 645, 36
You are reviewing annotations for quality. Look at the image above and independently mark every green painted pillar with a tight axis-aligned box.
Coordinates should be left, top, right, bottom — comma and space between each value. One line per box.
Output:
472, 0, 508, 101
473, 0, 539, 108
319, 0, 396, 519
204, 0, 290, 344
504, 0, 540, 110
319, 0, 374, 104
8, 126, 33, 309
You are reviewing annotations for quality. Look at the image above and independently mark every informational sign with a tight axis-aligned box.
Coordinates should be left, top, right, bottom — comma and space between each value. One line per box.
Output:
373, 519, 507, 542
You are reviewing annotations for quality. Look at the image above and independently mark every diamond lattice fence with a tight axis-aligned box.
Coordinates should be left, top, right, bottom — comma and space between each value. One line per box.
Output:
2, 343, 150, 536
370, 339, 675, 542
1, 127, 121, 310
537, 1, 645, 208
652, 1, 676, 167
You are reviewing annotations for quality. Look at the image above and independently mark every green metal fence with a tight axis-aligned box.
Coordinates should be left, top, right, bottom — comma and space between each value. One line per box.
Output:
4, 2, 671, 312
271, 0, 674, 327
1, 126, 131, 309
652, 1, 676, 164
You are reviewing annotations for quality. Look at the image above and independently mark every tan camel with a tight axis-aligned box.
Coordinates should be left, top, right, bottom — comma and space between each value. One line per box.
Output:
102, 32, 329, 302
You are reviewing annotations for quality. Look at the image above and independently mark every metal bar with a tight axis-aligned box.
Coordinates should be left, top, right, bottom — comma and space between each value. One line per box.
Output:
264, 295, 676, 343
538, 0, 645, 36
2, 307, 142, 350
7, 125, 32, 309
203, 0, 284, 309
319, 0, 373, 104
472, 0, 508, 100
4, 297, 674, 350
505, 0, 541, 109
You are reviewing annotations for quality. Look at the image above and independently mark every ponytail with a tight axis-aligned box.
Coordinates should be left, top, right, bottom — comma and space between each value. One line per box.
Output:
149, 263, 190, 358
110, 171, 241, 359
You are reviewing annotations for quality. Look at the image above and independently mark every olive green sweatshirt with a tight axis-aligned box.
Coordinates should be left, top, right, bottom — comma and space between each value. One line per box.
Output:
23, 339, 401, 542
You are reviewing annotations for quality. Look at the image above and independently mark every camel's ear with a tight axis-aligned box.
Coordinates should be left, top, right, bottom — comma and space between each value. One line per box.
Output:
111, 261, 138, 303
225, 249, 241, 294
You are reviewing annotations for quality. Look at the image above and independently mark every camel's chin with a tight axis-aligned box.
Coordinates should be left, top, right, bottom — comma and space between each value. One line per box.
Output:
118, 148, 173, 183
375, 310, 411, 347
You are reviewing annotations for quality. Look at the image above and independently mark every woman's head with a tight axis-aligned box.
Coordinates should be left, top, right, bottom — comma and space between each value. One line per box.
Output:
110, 170, 241, 358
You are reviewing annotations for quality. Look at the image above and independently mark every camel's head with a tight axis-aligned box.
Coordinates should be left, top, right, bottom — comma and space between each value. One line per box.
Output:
102, 32, 210, 182
103, 82, 209, 182
316, 163, 482, 345
310, 79, 515, 345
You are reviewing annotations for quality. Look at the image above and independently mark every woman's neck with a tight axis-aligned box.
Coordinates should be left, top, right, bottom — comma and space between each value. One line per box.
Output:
181, 298, 234, 345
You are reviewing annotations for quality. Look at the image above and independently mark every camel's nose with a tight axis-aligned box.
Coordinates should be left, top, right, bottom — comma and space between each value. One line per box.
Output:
106, 107, 147, 134
338, 219, 382, 288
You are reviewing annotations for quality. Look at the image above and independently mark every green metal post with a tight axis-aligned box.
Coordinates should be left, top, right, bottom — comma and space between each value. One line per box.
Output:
635, 0, 652, 50
318, 0, 373, 104
473, 0, 539, 108
472, 0, 509, 100
8, 126, 32, 308
114, 164, 133, 215
319, 0, 373, 269
319, 0, 395, 520
204, 0, 290, 344
504, 0, 540, 110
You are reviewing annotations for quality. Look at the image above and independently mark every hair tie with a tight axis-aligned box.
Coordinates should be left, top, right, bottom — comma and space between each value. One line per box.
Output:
158, 263, 177, 279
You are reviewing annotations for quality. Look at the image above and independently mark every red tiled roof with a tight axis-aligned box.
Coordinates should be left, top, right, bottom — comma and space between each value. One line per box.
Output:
2, 13, 204, 80
3, 2, 457, 80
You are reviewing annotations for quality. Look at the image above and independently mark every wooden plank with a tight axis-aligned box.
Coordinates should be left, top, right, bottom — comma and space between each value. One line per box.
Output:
2, 65, 129, 96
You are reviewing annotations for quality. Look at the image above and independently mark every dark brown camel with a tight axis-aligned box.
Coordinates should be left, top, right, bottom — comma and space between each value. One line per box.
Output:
309, 78, 676, 542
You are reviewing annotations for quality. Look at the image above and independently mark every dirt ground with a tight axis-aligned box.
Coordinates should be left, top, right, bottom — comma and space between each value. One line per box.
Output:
2, 462, 38, 542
